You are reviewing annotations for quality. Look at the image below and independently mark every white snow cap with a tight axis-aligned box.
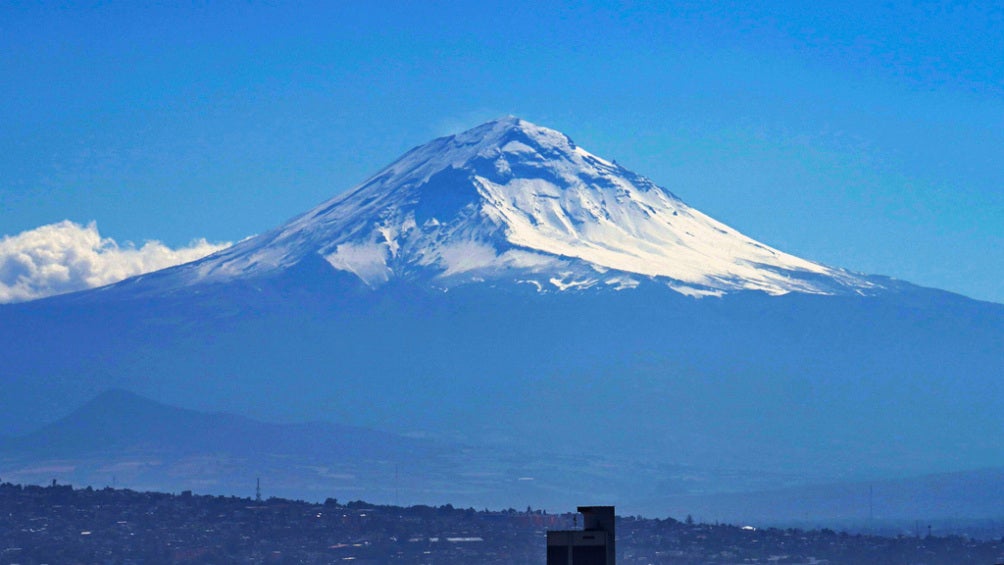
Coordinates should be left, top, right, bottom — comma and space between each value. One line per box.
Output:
189, 117, 878, 297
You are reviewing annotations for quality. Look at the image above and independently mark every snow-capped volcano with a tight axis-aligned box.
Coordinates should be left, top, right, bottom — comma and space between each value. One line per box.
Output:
7, 120, 1004, 518
175, 117, 875, 296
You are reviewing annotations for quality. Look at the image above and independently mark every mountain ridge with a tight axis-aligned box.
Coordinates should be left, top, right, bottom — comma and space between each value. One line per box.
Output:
0, 388, 433, 461
7, 388, 1004, 523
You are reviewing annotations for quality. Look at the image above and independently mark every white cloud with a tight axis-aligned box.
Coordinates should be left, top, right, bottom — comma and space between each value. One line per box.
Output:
0, 220, 231, 303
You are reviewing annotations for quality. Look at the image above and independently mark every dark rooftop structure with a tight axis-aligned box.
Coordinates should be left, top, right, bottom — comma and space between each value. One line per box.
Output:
547, 505, 615, 565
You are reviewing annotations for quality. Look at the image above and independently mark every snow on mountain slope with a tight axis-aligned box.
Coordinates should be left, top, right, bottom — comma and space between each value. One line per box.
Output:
162, 117, 879, 296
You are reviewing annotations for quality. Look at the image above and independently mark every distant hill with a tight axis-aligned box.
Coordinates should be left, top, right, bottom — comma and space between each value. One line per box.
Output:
0, 389, 449, 502
1, 388, 431, 460
4, 390, 1004, 528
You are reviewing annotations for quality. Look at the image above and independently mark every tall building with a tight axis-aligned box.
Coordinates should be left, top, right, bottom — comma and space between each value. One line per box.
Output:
546, 506, 615, 565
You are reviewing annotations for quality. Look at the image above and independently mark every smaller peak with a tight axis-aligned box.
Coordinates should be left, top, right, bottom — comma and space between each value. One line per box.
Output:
77, 388, 166, 415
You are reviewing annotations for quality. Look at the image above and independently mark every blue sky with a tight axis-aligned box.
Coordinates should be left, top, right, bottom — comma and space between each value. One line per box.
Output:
2, 1, 1002, 302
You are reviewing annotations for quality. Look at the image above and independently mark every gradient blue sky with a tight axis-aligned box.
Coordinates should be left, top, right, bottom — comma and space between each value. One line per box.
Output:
2, 1, 1002, 302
